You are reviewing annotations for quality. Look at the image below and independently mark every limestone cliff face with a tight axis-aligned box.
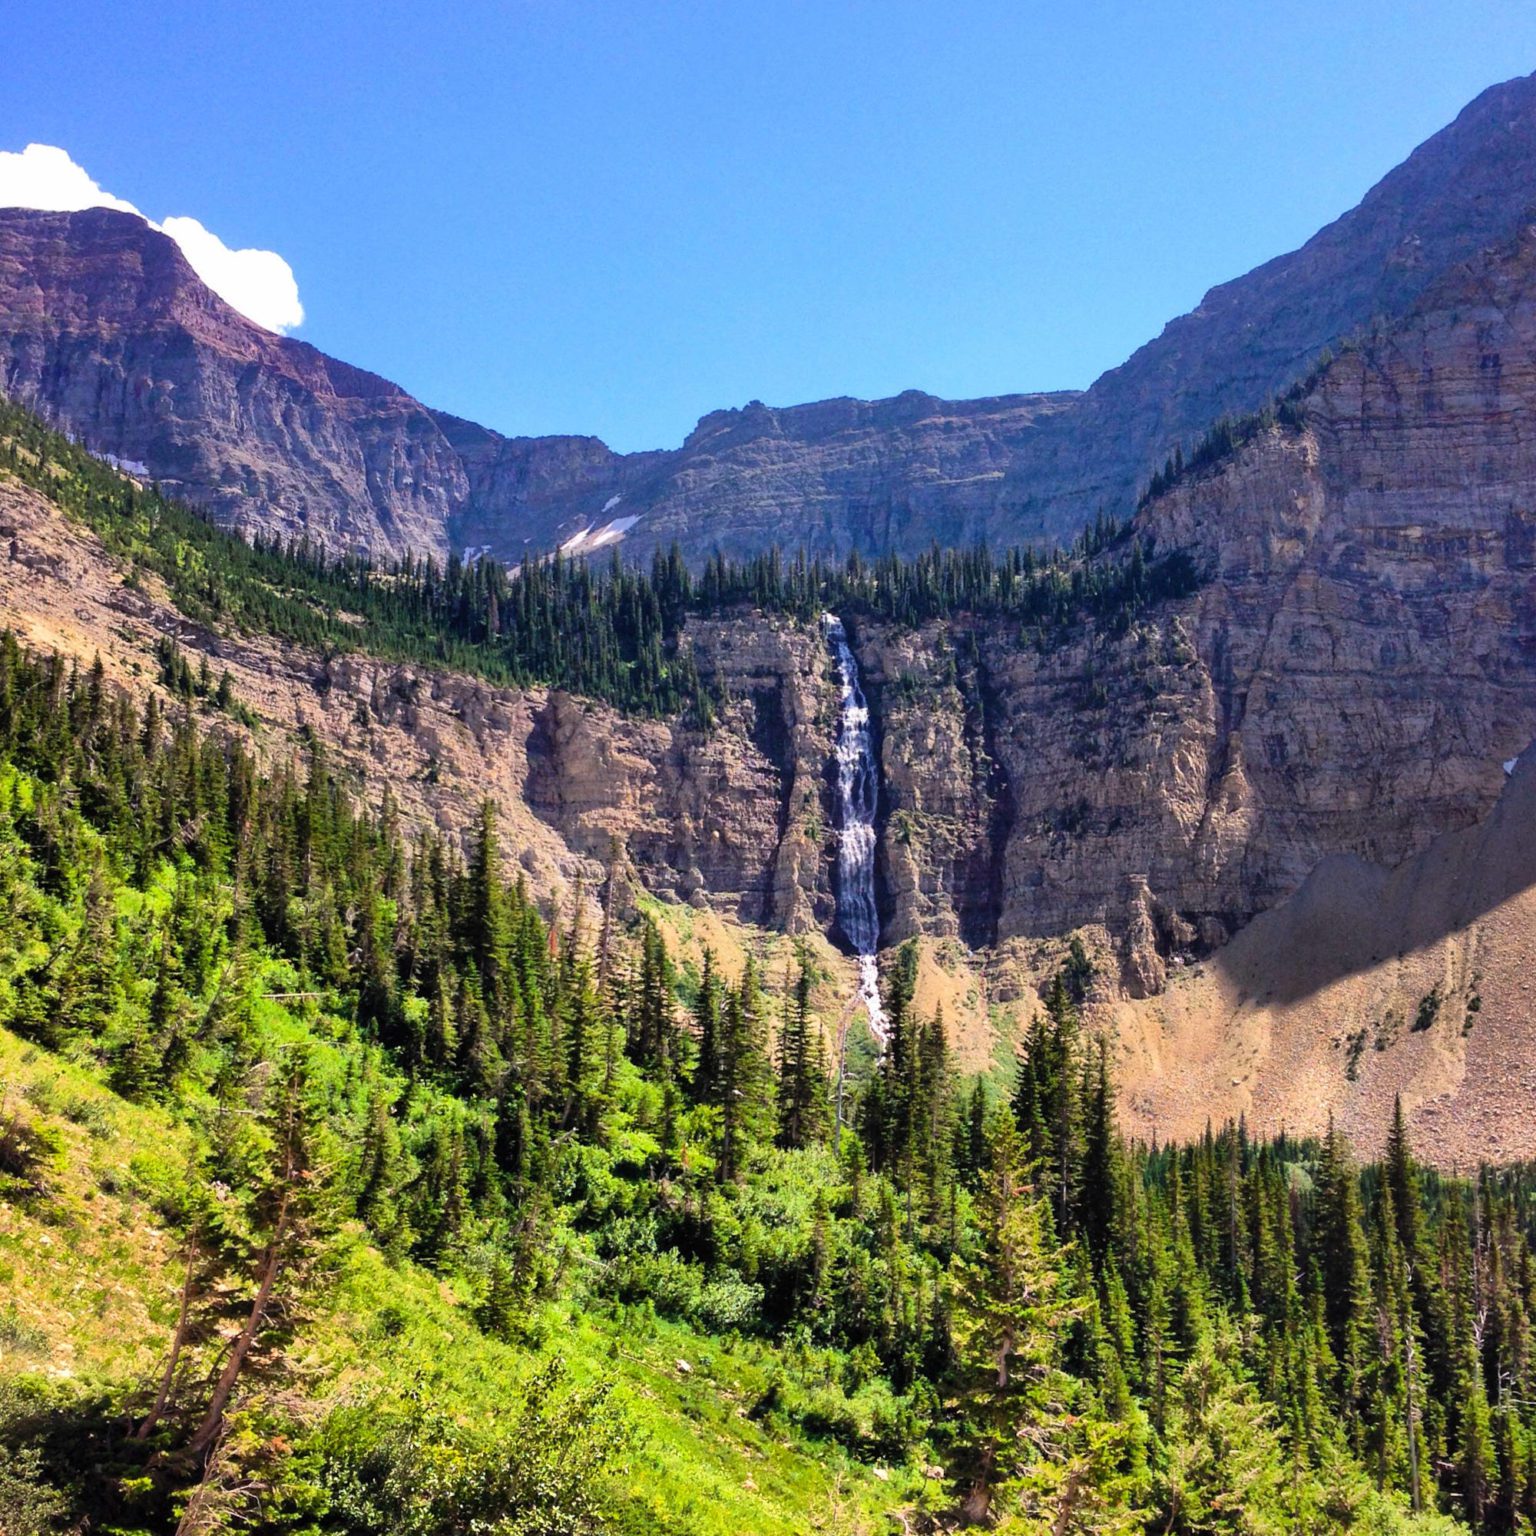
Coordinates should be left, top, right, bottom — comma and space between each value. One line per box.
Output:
563, 391, 1079, 566
852, 223, 1536, 991
852, 622, 1007, 949
9, 74, 1536, 567
523, 616, 839, 931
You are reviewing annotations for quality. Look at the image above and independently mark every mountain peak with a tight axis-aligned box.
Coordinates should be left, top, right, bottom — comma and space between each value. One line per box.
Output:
5, 76, 1536, 565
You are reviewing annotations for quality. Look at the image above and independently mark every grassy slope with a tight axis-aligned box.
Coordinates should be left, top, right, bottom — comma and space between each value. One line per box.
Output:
0, 1026, 924, 1535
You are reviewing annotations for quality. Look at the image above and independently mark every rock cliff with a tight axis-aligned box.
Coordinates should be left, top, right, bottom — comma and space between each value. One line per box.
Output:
7, 73, 1536, 565
522, 615, 840, 932
838, 220, 1536, 998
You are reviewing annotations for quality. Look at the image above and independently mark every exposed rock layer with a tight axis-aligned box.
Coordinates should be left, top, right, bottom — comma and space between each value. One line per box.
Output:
522, 616, 840, 934
6, 73, 1536, 564
856, 224, 1536, 985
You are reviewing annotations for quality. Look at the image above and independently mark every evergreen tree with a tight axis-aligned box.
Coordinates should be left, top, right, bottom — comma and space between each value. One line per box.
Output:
775, 949, 828, 1150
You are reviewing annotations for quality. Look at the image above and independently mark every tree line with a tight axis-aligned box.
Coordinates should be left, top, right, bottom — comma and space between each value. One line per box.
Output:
1, 394, 1199, 724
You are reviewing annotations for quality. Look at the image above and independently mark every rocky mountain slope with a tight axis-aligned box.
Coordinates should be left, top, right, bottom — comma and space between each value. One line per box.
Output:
1109, 745, 1536, 1162
6, 73, 1536, 565
0, 467, 846, 921
858, 218, 1536, 982
0, 207, 463, 560
999, 67, 1536, 543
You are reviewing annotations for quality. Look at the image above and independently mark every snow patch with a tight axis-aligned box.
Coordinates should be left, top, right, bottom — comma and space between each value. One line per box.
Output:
98, 452, 149, 479
1504, 757, 1521, 777
602, 495, 623, 513
560, 512, 643, 556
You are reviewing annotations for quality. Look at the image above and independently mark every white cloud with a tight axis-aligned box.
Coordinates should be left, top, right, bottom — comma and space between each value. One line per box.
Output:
159, 215, 303, 334
0, 143, 138, 215
0, 143, 304, 334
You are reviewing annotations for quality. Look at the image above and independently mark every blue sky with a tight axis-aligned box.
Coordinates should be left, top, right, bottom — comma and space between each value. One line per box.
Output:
5, 1, 1536, 451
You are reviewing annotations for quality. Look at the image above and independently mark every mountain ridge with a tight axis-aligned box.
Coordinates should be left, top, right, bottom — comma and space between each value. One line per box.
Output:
6, 71, 1536, 564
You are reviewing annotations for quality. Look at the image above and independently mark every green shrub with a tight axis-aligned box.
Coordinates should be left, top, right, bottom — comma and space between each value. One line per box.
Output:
0, 1306, 47, 1355
0, 1102, 61, 1198
609, 1250, 702, 1322
695, 1274, 764, 1334
318, 1360, 623, 1536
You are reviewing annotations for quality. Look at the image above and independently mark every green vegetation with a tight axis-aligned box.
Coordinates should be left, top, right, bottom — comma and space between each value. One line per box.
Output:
2, 632, 1533, 1533
1414, 986, 1443, 1033
1137, 348, 1341, 508
1346, 1027, 1369, 1080
0, 395, 1201, 724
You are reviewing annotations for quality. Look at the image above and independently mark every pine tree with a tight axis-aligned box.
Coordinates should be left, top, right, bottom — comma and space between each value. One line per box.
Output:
691, 947, 721, 1104
1078, 1036, 1123, 1266
715, 959, 770, 1181
775, 949, 828, 1150
1313, 1116, 1374, 1440
949, 1118, 1143, 1531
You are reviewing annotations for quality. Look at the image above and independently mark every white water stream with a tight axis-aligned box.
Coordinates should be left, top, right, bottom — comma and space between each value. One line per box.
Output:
823, 614, 888, 1049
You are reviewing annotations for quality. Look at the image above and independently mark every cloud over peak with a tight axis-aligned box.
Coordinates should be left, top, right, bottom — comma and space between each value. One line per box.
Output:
0, 144, 304, 334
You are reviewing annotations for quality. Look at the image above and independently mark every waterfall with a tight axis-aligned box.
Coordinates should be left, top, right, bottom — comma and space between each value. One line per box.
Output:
823, 614, 888, 1048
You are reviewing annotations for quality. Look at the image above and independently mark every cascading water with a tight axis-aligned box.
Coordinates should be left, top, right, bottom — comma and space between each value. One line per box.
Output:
823, 614, 888, 1049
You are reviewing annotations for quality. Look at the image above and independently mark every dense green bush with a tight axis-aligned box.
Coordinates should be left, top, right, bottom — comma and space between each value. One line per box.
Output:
318, 1363, 621, 1536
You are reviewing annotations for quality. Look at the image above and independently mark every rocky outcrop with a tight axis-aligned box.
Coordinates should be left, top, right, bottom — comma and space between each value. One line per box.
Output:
1123, 220, 1536, 924
523, 616, 840, 930
877, 221, 1536, 989
0, 208, 463, 560
8, 74, 1536, 566
852, 621, 1007, 948
533, 390, 1080, 566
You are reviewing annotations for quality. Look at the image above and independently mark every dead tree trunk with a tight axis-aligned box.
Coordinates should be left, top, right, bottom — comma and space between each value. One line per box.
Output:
184, 1188, 291, 1462
134, 1240, 202, 1441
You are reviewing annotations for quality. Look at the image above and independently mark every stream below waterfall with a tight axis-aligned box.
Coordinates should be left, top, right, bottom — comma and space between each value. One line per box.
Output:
823, 614, 888, 1049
